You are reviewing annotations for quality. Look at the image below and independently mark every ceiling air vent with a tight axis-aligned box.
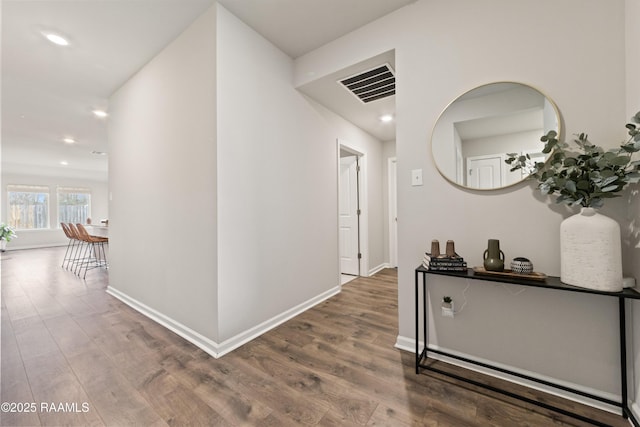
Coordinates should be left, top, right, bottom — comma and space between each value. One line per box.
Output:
339, 64, 395, 104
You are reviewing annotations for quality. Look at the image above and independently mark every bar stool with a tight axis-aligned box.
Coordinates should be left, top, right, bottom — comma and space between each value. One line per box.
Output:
67, 223, 87, 275
65, 222, 87, 273
60, 223, 77, 269
75, 223, 108, 279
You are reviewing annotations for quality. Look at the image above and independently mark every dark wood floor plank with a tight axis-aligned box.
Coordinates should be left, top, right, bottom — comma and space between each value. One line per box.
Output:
241, 340, 379, 425
43, 314, 96, 358
13, 318, 62, 362
221, 351, 332, 425
0, 247, 629, 426
136, 369, 228, 426
3, 294, 40, 324
21, 351, 104, 426
65, 347, 166, 426
0, 308, 41, 427
160, 352, 276, 425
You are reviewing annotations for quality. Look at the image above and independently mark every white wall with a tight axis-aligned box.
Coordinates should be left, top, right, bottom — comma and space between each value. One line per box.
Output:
382, 141, 396, 266
626, 0, 640, 415
215, 5, 340, 342
462, 130, 542, 159
296, 0, 628, 404
1, 171, 108, 250
304, 97, 388, 274
105, 1, 394, 356
108, 7, 218, 341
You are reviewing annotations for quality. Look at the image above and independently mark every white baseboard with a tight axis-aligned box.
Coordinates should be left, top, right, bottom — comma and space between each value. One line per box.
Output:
631, 401, 640, 425
106, 285, 341, 358
395, 335, 622, 415
214, 285, 341, 357
369, 262, 391, 276
106, 286, 223, 357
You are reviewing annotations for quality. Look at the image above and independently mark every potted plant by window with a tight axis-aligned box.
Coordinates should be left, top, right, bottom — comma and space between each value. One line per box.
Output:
506, 112, 640, 291
0, 224, 17, 252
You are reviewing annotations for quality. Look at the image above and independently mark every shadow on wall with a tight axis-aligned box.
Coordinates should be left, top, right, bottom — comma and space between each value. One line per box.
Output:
626, 188, 640, 249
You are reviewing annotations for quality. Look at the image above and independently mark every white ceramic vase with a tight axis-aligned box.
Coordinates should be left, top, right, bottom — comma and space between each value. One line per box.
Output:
560, 207, 623, 292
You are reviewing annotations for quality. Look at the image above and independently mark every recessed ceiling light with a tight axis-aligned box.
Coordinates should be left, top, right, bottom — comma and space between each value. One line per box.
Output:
92, 110, 108, 118
60, 161, 69, 166
380, 114, 394, 123
63, 138, 75, 144
43, 32, 69, 46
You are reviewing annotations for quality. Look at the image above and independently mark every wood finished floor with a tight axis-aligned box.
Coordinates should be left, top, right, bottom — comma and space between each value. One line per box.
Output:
0, 247, 630, 426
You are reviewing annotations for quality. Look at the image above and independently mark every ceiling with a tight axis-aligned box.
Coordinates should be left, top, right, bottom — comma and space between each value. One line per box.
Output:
2, 0, 408, 180
217, 0, 412, 59
298, 50, 396, 142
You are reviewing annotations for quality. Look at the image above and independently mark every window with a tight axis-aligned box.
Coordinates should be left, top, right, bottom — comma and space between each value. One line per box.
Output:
7, 185, 50, 229
58, 187, 91, 225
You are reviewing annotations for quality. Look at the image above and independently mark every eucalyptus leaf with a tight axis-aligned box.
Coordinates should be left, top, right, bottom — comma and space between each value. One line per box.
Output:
611, 156, 631, 166
576, 180, 590, 190
564, 158, 577, 167
540, 184, 550, 194
564, 181, 577, 192
601, 185, 619, 192
505, 111, 640, 207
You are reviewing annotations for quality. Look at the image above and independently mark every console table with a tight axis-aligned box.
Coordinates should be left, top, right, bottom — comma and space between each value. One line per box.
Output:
415, 265, 640, 426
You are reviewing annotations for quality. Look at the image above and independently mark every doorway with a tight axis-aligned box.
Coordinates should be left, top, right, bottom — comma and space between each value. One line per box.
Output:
388, 157, 397, 268
338, 143, 365, 283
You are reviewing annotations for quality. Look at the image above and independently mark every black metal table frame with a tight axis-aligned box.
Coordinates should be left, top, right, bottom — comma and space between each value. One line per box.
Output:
415, 265, 640, 427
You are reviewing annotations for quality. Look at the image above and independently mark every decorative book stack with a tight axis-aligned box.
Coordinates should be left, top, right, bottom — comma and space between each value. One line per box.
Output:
423, 252, 467, 272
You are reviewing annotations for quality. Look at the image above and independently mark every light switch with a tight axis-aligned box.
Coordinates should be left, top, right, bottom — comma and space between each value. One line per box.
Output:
411, 169, 423, 186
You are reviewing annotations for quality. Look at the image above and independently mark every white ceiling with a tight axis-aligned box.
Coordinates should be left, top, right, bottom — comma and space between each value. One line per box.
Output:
298, 50, 397, 142
2, 0, 407, 180
217, 0, 413, 59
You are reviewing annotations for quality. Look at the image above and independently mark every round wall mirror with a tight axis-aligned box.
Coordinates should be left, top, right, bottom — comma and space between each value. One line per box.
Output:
431, 82, 560, 190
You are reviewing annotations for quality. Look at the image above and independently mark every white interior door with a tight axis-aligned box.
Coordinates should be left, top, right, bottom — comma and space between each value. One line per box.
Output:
339, 155, 359, 275
388, 158, 398, 268
467, 155, 502, 189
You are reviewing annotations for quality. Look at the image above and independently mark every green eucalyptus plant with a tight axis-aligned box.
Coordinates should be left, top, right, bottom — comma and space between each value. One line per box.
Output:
0, 224, 17, 242
506, 112, 640, 208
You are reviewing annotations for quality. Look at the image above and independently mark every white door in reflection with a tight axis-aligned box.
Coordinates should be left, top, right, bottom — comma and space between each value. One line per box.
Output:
467, 155, 502, 189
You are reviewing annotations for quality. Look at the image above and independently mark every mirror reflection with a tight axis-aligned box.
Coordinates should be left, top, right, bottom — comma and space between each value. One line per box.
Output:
431, 82, 559, 190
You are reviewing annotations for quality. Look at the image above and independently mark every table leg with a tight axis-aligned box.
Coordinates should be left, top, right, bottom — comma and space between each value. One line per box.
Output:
619, 297, 628, 418
415, 269, 419, 374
